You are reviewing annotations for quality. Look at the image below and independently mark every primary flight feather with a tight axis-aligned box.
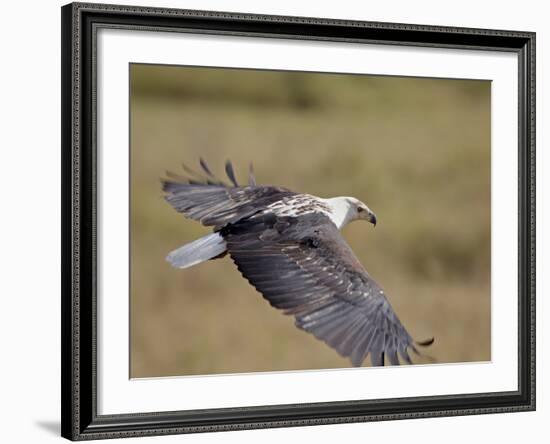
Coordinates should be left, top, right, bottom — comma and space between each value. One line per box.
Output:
162, 159, 433, 367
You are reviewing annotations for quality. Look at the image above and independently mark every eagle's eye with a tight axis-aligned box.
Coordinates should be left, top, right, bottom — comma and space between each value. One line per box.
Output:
357, 207, 365, 213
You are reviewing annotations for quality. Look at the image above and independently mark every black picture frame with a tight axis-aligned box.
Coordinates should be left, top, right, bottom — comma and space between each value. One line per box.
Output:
61, 2, 536, 440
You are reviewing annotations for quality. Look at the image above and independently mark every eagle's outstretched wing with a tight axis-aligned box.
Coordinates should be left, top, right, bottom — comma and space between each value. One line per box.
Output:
221, 211, 427, 366
162, 159, 295, 230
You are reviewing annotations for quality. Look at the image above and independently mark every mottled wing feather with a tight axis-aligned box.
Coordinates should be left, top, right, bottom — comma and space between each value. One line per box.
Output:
162, 179, 295, 230
221, 212, 414, 366
224, 160, 239, 187
248, 163, 256, 186
199, 157, 215, 178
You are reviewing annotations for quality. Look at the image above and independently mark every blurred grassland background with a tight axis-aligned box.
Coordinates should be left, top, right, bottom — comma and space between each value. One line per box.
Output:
130, 63, 491, 378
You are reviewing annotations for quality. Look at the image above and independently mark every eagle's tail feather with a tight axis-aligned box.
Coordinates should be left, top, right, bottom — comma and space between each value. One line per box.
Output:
166, 233, 227, 269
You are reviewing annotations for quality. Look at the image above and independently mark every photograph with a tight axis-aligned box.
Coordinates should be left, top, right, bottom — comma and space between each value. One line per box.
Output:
129, 63, 491, 378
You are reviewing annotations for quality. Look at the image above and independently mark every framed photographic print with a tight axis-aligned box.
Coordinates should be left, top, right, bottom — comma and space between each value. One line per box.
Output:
61, 2, 536, 440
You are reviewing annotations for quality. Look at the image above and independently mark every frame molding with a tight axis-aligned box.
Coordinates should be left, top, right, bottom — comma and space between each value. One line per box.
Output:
61, 2, 535, 440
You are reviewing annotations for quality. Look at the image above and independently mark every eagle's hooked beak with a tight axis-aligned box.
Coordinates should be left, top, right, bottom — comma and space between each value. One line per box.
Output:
368, 211, 377, 227
357, 204, 377, 226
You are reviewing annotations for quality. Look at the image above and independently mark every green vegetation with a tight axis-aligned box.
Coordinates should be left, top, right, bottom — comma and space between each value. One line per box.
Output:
130, 64, 491, 377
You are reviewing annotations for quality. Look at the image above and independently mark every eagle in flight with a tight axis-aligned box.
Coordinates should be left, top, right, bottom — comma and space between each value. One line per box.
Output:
162, 159, 433, 367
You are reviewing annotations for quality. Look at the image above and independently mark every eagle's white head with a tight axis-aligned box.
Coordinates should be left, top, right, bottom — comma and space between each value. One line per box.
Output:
322, 196, 377, 230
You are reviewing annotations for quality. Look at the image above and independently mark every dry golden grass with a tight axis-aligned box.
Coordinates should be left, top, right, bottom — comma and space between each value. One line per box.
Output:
130, 64, 491, 377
